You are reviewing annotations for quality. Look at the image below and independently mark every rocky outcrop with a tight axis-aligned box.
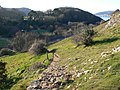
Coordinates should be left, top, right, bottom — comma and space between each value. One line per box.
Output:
105, 9, 120, 29
101, 46, 120, 57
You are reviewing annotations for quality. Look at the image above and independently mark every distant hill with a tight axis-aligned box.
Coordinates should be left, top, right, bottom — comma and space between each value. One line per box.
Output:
95, 11, 114, 20
53, 7, 102, 24
28, 7, 102, 24
0, 7, 24, 21
0, 6, 24, 37
0, 7, 102, 37
95, 11, 113, 17
21, 7, 102, 31
16, 8, 31, 15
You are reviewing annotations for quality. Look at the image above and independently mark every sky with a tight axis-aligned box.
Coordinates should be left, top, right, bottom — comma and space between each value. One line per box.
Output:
0, 0, 120, 13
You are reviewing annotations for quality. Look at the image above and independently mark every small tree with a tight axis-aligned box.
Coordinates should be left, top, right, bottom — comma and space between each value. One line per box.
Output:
28, 40, 47, 56
73, 23, 95, 46
12, 31, 39, 52
0, 61, 6, 88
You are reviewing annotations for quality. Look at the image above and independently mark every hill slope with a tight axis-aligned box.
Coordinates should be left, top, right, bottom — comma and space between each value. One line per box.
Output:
1, 9, 120, 90
27, 10, 120, 90
0, 52, 53, 90
46, 27, 120, 90
52, 7, 102, 24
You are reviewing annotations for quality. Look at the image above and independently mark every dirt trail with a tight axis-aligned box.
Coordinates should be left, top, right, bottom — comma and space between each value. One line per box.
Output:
27, 53, 73, 90
45, 53, 62, 74
53, 53, 60, 62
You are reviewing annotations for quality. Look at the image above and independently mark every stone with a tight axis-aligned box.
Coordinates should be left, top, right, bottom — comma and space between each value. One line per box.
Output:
50, 77, 56, 83
30, 80, 40, 88
112, 46, 120, 53
91, 61, 93, 64
84, 70, 91, 75
101, 51, 111, 57
88, 59, 92, 61
108, 66, 111, 70
76, 72, 83, 77
52, 88, 58, 90
67, 85, 71, 89
94, 61, 98, 63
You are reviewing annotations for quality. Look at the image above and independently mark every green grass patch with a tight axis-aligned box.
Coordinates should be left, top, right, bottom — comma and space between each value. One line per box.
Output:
0, 52, 52, 90
48, 23, 120, 90
1, 22, 120, 90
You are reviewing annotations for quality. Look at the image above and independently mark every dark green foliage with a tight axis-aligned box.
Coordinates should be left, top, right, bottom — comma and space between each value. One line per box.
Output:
53, 7, 102, 24
0, 7, 24, 37
12, 31, 40, 52
28, 40, 47, 56
73, 23, 95, 46
21, 7, 102, 32
0, 48, 15, 56
0, 38, 10, 49
0, 6, 102, 39
0, 61, 6, 89
0, 8, 24, 22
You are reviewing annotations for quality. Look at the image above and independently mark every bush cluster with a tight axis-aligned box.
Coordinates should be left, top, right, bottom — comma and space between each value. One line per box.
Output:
12, 31, 39, 52
0, 48, 15, 56
0, 61, 6, 88
28, 40, 47, 56
73, 23, 95, 46
12, 31, 48, 56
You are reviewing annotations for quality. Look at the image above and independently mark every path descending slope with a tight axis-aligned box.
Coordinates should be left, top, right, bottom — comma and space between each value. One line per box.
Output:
27, 53, 73, 90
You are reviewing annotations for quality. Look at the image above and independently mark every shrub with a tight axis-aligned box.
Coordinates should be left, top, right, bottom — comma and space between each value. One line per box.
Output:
0, 61, 6, 88
28, 40, 47, 56
0, 48, 15, 56
72, 23, 95, 46
12, 31, 39, 52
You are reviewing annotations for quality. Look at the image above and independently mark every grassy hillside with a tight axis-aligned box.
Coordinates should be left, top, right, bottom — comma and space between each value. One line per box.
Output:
0, 53, 52, 90
48, 23, 120, 90
1, 22, 120, 90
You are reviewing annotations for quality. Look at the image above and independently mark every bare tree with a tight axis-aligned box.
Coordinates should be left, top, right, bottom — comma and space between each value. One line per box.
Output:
28, 40, 47, 56
72, 23, 95, 46
12, 31, 39, 52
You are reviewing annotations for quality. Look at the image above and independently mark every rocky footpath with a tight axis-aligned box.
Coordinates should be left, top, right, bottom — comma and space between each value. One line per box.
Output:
27, 53, 73, 90
27, 45, 120, 90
